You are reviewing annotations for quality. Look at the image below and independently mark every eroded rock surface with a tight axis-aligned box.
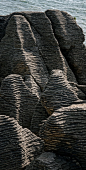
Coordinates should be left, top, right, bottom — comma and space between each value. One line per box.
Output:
30, 101, 48, 135
0, 14, 49, 91
45, 10, 86, 85
27, 152, 81, 170
67, 44, 86, 85
39, 103, 86, 169
0, 74, 38, 128
0, 115, 44, 170
0, 9, 86, 170
46, 10, 84, 50
41, 69, 78, 115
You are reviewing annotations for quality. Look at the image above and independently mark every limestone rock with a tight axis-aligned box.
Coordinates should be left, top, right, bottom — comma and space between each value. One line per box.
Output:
67, 44, 86, 85
46, 9, 85, 50
27, 152, 81, 170
24, 74, 41, 99
41, 69, 78, 115
0, 115, 44, 170
0, 74, 38, 128
69, 82, 86, 100
63, 57, 86, 99
0, 15, 9, 41
0, 10, 86, 170
39, 102, 86, 169
0, 14, 49, 91
23, 11, 66, 73
45, 10, 86, 85
30, 101, 48, 135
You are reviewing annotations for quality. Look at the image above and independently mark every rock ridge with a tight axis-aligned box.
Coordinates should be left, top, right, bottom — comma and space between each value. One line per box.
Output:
0, 9, 86, 170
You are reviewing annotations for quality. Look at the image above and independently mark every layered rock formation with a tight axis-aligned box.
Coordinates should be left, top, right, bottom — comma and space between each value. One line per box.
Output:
0, 9, 86, 170
0, 74, 38, 128
39, 103, 86, 169
28, 152, 82, 170
0, 115, 44, 170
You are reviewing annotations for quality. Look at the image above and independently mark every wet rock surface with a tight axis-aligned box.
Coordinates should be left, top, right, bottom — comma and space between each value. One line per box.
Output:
0, 9, 86, 170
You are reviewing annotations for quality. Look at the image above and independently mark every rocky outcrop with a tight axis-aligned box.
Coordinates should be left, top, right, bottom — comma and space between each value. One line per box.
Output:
0, 12, 67, 88
41, 69, 78, 115
0, 115, 44, 170
45, 10, 84, 50
28, 152, 81, 170
45, 10, 86, 85
39, 103, 86, 169
0, 9, 86, 170
0, 14, 49, 91
30, 101, 48, 135
0, 74, 38, 128
67, 44, 86, 85
0, 15, 9, 41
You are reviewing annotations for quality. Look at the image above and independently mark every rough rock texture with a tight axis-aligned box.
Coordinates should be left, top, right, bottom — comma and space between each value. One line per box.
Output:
45, 10, 84, 50
0, 74, 38, 128
61, 56, 86, 100
39, 103, 86, 169
24, 74, 41, 99
0, 9, 86, 170
41, 69, 78, 115
67, 44, 86, 85
0, 15, 9, 41
0, 12, 67, 88
0, 14, 49, 91
27, 152, 82, 170
0, 115, 44, 170
30, 101, 48, 135
45, 10, 86, 85
22, 11, 66, 73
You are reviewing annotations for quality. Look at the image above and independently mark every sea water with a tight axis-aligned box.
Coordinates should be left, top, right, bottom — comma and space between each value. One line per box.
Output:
0, 0, 86, 44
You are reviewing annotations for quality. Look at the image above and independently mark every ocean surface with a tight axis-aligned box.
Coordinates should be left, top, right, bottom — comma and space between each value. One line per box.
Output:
0, 0, 86, 44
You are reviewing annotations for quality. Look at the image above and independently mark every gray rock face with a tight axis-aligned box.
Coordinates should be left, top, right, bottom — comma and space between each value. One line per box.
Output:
0, 14, 49, 91
46, 10, 84, 50
0, 15, 9, 41
0, 74, 38, 128
28, 152, 81, 170
67, 44, 86, 85
45, 10, 86, 85
41, 69, 78, 115
0, 12, 67, 88
30, 101, 48, 135
24, 75, 41, 99
0, 115, 44, 170
0, 9, 86, 170
23, 11, 66, 73
39, 103, 86, 169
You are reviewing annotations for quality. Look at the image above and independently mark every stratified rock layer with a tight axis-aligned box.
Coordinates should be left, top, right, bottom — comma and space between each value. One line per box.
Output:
67, 44, 86, 85
0, 74, 38, 128
46, 10, 86, 85
28, 152, 82, 170
0, 115, 44, 170
45, 10, 84, 50
39, 103, 86, 169
41, 69, 78, 115
0, 14, 49, 91
30, 101, 48, 135
0, 9, 86, 170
